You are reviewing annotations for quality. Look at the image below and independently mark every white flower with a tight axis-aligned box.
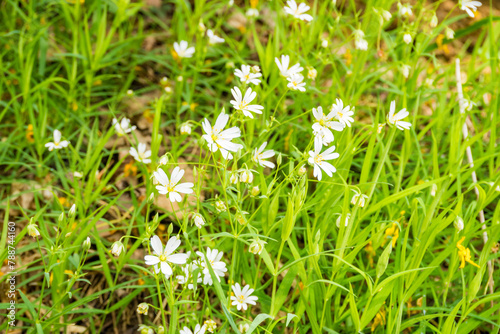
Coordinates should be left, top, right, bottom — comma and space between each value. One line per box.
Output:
45, 130, 70, 151
454, 216, 464, 232
73, 171, 83, 178
488, 182, 500, 192
113, 117, 136, 136
193, 213, 205, 228
460, 0, 481, 17
229, 172, 239, 184
68, 204, 76, 218
180, 324, 206, 334
430, 14, 438, 27
207, 29, 225, 45
351, 190, 368, 207
202, 112, 243, 159
129, 143, 152, 164
250, 186, 260, 197
431, 183, 438, 197
298, 165, 307, 176
230, 87, 264, 118
215, 199, 227, 213
403, 33, 412, 44
287, 74, 306, 92
126, 89, 134, 96
249, 238, 267, 255
234, 65, 262, 85
284, 0, 313, 22
311, 106, 344, 146
275, 55, 303, 78
177, 264, 202, 290
144, 235, 189, 278
83, 236, 91, 251
246, 8, 259, 17
138, 325, 154, 334
336, 213, 351, 228
180, 122, 192, 135
196, 247, 227, 285
111, 241, 124, 257
252, 142, 276, 168
398, 3, 413, 17
381, 9, 392, 21
308, 142, 340, 181
239, 323, 250, 333
321, 39, 329, 48
231, 283, 259, 311
158, 154, 168, 166
240, 170, 254, 183
353, 30, 368, 50
330, 98, 355, 127
387, 101, 411, 130
154, 167, 194, 203
137, 303, 149, 315
462, 99, 476, 111
27, 224, 40, 238
173, 40, 195, 58
306, 66, 317, 80
204, 320, 217, 333
400, 64, 411, 78
446, 27, 455, 39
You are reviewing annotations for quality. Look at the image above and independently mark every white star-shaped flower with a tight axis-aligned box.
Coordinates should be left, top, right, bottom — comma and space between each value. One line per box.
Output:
311, 106, 345, 146
202, 112, 243, 159
180, 324, 206, 334
252, 142, 276, 169
331, 98, 355, 127
173, 40, 195, 58
234, 65, 262, 85
129, 143, 151, 164
308, 141, 340, 181
144, 235, 189, 278
196, 247, 227, 286
230, 283, 259, 311
284, 0, 313, 22
153, 167, 194, 203
45, 130, 70, 151
230, 87, 264, 118
112, 117, 136, 136
387, 100, 411, 130
460, 0, 481, 17
275, 55, 303, 78
207, 29, 225, 45
287, 73, 306, 92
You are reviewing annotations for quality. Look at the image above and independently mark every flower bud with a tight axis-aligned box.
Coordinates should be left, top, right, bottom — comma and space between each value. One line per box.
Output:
110, 241, 125, 257
321, 39, 329, 48
430, 14, 438, 28
83, 237, 91, 251
403, 33, 412, 45
229, 172, 239, 184
454, 217, 464, 232
68, 204, 76, 218
381, 9, 391, 21
148, 192, 155, 204
306, 66, 317, 80
158, 154, 168, 166
445, 27, 454, 39
126, 89, 134, 97
138, 325, 154, 334
239, 323, 250, 333
198, 20, 206, 33
204, 320, 217, 333
240, 170, 253, 184
160, 77, 168, 86
215, 200, 227, 213
235, 212, 247, 225
298, 165, 307, 176
58, 212, 65, 224
249, 238, 267, 255
180, 122, 192, 135
250, 186, 260, 197
137, 302, 149, 315
193, 213, 205, 228
430, 184, 437, 197
252, 65, 261, 73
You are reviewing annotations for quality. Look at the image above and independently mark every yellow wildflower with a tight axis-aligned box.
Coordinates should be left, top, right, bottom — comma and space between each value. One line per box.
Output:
371, 306, 386, 332
383, 223, 399, 247
456, 237, 480, 269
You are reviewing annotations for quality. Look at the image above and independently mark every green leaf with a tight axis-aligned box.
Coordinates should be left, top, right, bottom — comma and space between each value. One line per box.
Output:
246, 313, 273, 334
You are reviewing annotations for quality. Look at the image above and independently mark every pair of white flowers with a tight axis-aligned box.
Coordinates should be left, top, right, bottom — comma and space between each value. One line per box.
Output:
275, 55, 306, 91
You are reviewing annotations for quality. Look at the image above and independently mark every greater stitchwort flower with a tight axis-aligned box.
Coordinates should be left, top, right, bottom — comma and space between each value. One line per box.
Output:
173, 40, 195, 58
252, 142, 276, 168
230, 283, 259, 311
154, 167, 194, 203
387, 101, 411, 130
196, 247, 227, 285
284, 0, 313, 22
202, 112, 243, 159
230, 87, 264, 118
112, 117, 136, 136
144, 235, 189, 278
129, 143, 152, 164
275, 55, 303, 78
308, 141, 340, 181
45, 129, 70, 151
234, 65, 262, 85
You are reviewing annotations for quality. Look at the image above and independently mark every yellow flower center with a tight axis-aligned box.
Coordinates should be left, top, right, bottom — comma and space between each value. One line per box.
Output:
314, 155, 323, 164
238, 294, 245, 302
159, 254, 167, 262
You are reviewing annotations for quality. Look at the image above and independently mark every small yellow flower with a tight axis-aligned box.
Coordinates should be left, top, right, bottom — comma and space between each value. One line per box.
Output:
371, 306, 386, 332
124, 161, 138, 177
383, 223, 399, 247
456, 237, 480, 269
26, 124, 35, 143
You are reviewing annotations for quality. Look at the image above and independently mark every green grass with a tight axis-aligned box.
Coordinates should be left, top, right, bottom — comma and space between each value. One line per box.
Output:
1, 0, 499, 333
